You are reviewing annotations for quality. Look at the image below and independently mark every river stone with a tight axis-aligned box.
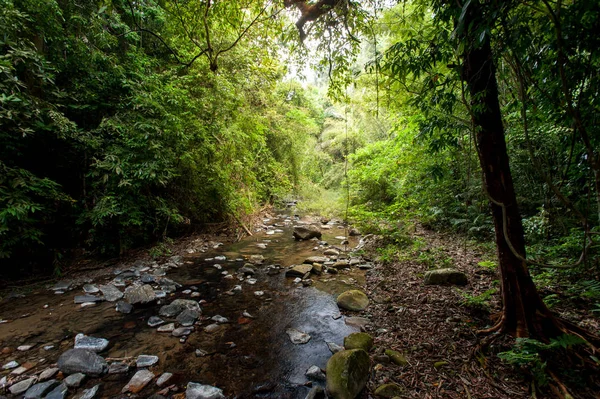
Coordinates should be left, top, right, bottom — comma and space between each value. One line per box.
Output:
99, 284, 123, 302
326, 349, 370, 399
156, 372, 173, 387
83, 284, 99, 294
157, 323, 175, 333
39, 367, 59, 381
324, 249, 339, 256
148, 316, 165, 327
384, 349, 408, 366
303, 256, 328, 264
293, 225, 322, 240
423, 268, 468, 285
345, 317, 370, 329
286, 328, 311, 344
249, 255, 264, 264
9, 378, 36, 395
159, 299, 201, 318
45, 383, 68, 399
311, 263, 323, 274
332, 260, 350, 269
211, 315, 229, 324
327, 342, 344, 354
74, 295, 104, 304
76, 384, 100, 399
122, 369, 154, 393
57, 349, 108, 376
116, 301, 133, 314
305, 385, 325, 399
177, 309, 200, 326
373, 383, 403, 398
344, 333, 374, 352
238, 266, 255, 275
337, 290, 369, 311
204, 324, 221, 333
306, 365, 326, 381
172, 327, 193, 337
186, 382, 225, 399
75, 333, 109, 352
24, 379, 59, 399
3, 360, 19, 369
285, 264, 313, 277
52, 281, 72, 291
108, 362, 129, 374
64, 373, 85, 388
124, 284, 157, 305
136, 355, 159, 368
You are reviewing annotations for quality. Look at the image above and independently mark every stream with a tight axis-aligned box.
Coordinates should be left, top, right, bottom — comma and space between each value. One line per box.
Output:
0, 212, 369, 398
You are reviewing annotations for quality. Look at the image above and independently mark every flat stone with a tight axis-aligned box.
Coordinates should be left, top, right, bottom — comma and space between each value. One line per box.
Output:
74, 295, 104, 304
156, 372, 173, 387
306, 365, 326, 381
80, 302, 96, 308
57, 349, 108, 376
238, 266, 255, 275
157, 323, 175, 332
98, 285, 123, 302
18, 345, 33, 351
326, 342, 344, 354
345, 317, 370, 329
285, 264, 313, 277
124, 284, 157, 305
12, 365, 31, 375
64, 372, 86, 387
9, 378, 36, 395
204, 324, 221, 333
323, 249, 339, 256
176, 309, 200, 326
39, 367, 59, 381
303, 256, 328, 264
76, 384, 100, 399
424, 268, 468, 285
45, 383, 68, 399
24, 380, 60, 399
186, 382, 225, 399
83, 284, 99, 294
2, 360, 18, 369
122, 369, 155, 393
136, 355, 159, 368
51, 281, 71, 291
108, 362, 129, 374
116, 301, 133, 314
337, 290, 369, 311
286, 328, 311, 344
211, 315, 229, 324
75, 334, 109, 352
172, 327, 193, 337
147, 316, 164, 327
159, 299, 200, 318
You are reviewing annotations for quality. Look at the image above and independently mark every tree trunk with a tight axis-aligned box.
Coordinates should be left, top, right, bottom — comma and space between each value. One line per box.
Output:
460, 1, 560, 339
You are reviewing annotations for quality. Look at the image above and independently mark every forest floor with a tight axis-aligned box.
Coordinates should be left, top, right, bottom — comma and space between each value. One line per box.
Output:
360, 225, 600, 399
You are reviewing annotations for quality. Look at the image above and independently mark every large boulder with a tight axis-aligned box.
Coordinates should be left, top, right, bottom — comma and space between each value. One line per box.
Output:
337, 290, 369, 311
293, 225, 322, 240
57, 349, 107, 376
343, 333, 374, 352
423, 269, 468, 285
326, 349, 370, 399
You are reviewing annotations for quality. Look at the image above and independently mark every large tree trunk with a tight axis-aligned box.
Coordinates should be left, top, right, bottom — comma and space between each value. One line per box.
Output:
460, 1, 560, 339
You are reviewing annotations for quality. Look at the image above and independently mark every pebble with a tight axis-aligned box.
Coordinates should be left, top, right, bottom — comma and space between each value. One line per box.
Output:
326, 342, 344, 354
74, 295, 104, 304
9, 377, 36, 395
108, 362, 129, 374
78, 384, 100, 399
80, 302, 96, 308
148, 316, 165, 327
157, 323, 175, 333
11, 365, 29, 375
286, 328, 311, 344
182, 289, 191, 294
306, 365, 326, 381
136, 355, 159, 368
45, 383, 68, 399
254, 291, 264, 296
122, 369, 155, 393
99, 284, 124, 302
83, 284, 99, 294
195, 349, 208, 357
211, 315, 229, 324
176, 309, 200, 326
243, 310, 255, 319
64, 372, 86, 387
74, 333, 109, 352
204, 324, 221, 333
18, 344, 33, 351
214, 256, 226, 261
115, 301, 133, 314
2, 360, 19, 369
246, 278, 257, 285
156, 372, 173, 387
39, 367, 59, 381
186, 382, 225, 399
172, 327, 193, 337
43, 345, 55, 351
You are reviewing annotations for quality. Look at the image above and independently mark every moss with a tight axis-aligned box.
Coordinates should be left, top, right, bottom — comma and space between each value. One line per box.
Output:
337, 290, 370, 311
374, 383, 403, 398
384, 349, 408, 366
326, 349, 370, 399
344, 332, 374, 352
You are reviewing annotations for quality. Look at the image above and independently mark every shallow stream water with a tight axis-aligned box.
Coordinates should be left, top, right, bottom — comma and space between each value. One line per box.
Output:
0, 213, 366, 398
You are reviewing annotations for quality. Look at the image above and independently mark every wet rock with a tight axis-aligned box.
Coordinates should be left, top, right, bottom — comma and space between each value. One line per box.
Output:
172, 327, 194, 337
57, 349, 108, 376
185, 382, 225, 399
115, 301, 133, 314
311, 263, 323, 274
211, 315, 229, 324
141, 274, 155, 283
293, 225, 322, 240
373, 383, 403, 398
384, 349, 408, 366
75, 384, 100, 399
99, 284, 123, 302
39, 367, 59, 381
332, 260, 350, 269
148, 316, 165, 327
337, 290, 369, 311
306, 365, 326, 381
326, 349, 370, 399
204, 324, 221, 333
45, 383, 68, 399
108, 362, 129, 374
136, 355, 159, 368
286, 328, 311, 344
9, 378, 36, 395
324, 248, 339, 256
344, 333, 374, 352
124, 284, 157, 305
177, 309, 200, 326
156, 372, 173, 387
159, 299, 201, 318
423, 269, 468, 285
238, 266, 255, 275
74, 295, 104, 304
83, 284, 99, 294
2, 360, 18, 369
26, 380, 61, 399
157, 323, 175, 333
285, 264, 312, 277
327, 342, 344, 354
64, 373, 86, 388
344, 317, 370, 329
18, 344, 33, 351
75, 333, 109, 352
122, 369, 154, 393
305, 385, 326, 399
303, 256, 328, 264
52, 281, 72, 291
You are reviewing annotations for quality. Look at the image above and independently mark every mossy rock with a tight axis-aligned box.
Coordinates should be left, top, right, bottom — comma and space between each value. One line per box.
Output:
423, 268, 468, 285
337, 290, 369, 311
384, 349, 407, 366
326, 349, 370, 399
344, 333, 374, 352
374, 383, 403, 398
